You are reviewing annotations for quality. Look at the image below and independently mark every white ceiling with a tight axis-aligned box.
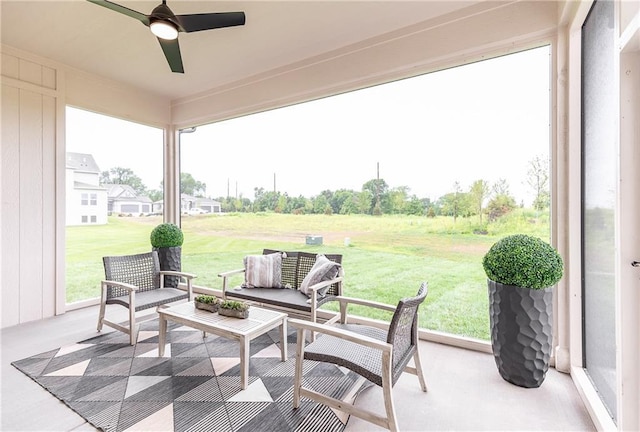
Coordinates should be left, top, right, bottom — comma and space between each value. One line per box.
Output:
1, 1, 480, 101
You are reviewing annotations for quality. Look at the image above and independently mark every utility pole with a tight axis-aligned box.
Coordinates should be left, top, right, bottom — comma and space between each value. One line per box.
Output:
376, 162, 381, 211
273, 172, 276, 193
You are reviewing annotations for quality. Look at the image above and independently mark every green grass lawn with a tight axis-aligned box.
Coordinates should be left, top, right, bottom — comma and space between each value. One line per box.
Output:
66, 210, 549, 340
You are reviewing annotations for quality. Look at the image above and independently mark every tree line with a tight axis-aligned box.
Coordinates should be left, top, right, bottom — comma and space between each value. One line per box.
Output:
100, 155, 549, 222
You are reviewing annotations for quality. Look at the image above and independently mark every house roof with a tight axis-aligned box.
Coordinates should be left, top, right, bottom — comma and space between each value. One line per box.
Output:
105, 184, 137, 198
73, 181, 106, 191
181, 194, 221, 205
66, 153, 101, 173
104, 184, 152, 203
155, 195, 221, 205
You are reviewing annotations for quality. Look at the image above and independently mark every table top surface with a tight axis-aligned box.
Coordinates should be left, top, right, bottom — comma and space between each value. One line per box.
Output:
158, 301, 286, 335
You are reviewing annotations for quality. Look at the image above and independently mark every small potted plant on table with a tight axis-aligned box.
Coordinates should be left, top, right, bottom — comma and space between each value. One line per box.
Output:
218, 300, 250, 319
194, 295, 220, 312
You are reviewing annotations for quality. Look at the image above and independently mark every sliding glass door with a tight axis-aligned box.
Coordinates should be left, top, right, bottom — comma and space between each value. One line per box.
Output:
581, 0, 617, 422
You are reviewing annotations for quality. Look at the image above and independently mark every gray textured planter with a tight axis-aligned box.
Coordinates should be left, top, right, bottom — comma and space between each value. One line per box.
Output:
154, 246, 181, 288
488, 280, 553, 388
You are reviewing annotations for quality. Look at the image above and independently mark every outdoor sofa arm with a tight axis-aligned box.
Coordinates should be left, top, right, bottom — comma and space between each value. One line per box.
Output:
307, 266, 345, 304
307, 276, 344, 306
217, 268, 245, 296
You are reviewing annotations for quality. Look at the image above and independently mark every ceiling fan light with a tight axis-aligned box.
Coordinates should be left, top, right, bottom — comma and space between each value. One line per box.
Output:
150, 20, 178, 40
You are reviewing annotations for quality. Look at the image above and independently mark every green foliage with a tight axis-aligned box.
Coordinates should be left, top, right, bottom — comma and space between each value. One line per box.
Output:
469, 179, 490, 224
438, 190, 471, 220
219, 299, 249, 311
180, 173, 207, 196
527, 155, 550, 210
147, 189, 163, 203
150, 223, 184, 247
100, 167, 147, 195
195, 295, 219, 304
482, 234, 563, 289
405, 196, 424, 216
487, 193, 517, 221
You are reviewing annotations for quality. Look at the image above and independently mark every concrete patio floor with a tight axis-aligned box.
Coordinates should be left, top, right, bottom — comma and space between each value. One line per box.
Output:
1, 304, 596, 431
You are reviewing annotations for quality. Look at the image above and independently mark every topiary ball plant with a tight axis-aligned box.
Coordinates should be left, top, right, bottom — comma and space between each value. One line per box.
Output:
482, 234, 563, 289
150, 223, 184, 248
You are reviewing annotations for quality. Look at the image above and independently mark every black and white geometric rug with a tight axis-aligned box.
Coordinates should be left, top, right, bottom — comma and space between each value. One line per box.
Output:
12, 320, 369, 432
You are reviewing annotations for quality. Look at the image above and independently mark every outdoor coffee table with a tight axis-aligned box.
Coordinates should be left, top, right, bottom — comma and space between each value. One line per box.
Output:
157, 302, 288, 389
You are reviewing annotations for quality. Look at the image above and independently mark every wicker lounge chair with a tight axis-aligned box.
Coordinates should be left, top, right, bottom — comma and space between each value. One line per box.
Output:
290, 282, 428, 432
97, 251, 196, 345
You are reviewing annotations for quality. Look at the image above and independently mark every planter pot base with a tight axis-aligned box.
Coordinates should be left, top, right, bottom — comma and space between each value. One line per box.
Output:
219, 308, 249, 319
489, 280, 553, 388
195, 301, 219, 313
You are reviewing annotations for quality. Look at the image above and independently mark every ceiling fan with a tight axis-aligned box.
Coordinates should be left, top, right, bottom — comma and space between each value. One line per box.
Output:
87, 0, 245, 73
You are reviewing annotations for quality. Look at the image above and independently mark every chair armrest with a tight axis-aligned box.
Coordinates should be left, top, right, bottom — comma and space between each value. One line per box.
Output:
218, 268, 245, 295
158, 271, 196, 299
335, 296, 396, 312
288, 318, 391, 353
160, 270, 197, 280
218, 268, 245, 278
331, 295, 395, 325
101, 280, 137, 293
307, 276, 344, 293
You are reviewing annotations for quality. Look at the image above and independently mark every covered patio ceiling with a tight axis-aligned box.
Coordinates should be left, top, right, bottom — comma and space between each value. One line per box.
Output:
1, 1, 482, 101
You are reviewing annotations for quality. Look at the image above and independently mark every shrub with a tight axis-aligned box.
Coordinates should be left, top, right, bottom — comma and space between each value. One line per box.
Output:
219, 300, 249, 311
482, 234, 563, 289
150, 223, 184, 248
195, 295, 219, 304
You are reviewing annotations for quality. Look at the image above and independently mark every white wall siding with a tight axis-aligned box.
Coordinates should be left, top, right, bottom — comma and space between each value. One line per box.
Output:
1, 54, 58, 326
1, 84, 22, 327
1, 46, 171, 328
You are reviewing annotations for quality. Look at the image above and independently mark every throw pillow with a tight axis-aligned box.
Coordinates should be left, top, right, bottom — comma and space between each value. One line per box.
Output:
242, 252, 284, 288
299, 254, 341, 298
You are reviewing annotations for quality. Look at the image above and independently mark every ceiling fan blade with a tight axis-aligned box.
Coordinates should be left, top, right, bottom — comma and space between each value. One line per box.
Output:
87, 0, 150, 26
157, 37, 184, 73
175, 12, 245, 33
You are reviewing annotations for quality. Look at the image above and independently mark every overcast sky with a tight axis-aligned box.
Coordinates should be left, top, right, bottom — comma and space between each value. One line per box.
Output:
67, 45, 550, 205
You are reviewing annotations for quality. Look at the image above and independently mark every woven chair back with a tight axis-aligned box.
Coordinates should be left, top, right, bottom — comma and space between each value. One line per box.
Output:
387, 282, 428, 383
103, 251, 161, 299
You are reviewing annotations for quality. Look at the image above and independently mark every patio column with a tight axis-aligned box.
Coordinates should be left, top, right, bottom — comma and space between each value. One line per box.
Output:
164, 125, 180, 225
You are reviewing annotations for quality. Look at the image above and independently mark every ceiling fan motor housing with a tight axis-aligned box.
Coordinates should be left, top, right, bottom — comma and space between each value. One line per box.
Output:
150, 2, 182, 31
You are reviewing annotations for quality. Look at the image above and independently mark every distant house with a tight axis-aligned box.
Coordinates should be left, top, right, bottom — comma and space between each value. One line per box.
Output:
66, 152, 108, 225
153, 194, 222, 215
105, 184, 153, 216
182, 194, 222, 214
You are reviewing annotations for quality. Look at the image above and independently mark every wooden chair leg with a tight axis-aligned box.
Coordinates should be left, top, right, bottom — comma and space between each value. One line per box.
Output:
97, 284, 107, 332
413, 349, 428, 392
129, 310, 137, 345
97, 302, 106, 332
129, 291, 137, 346
293, 328, 306, 409
381, 351, 399, 432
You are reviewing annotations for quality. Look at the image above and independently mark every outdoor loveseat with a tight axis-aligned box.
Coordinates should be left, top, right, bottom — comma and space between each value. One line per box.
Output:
219, 249, 344, 335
